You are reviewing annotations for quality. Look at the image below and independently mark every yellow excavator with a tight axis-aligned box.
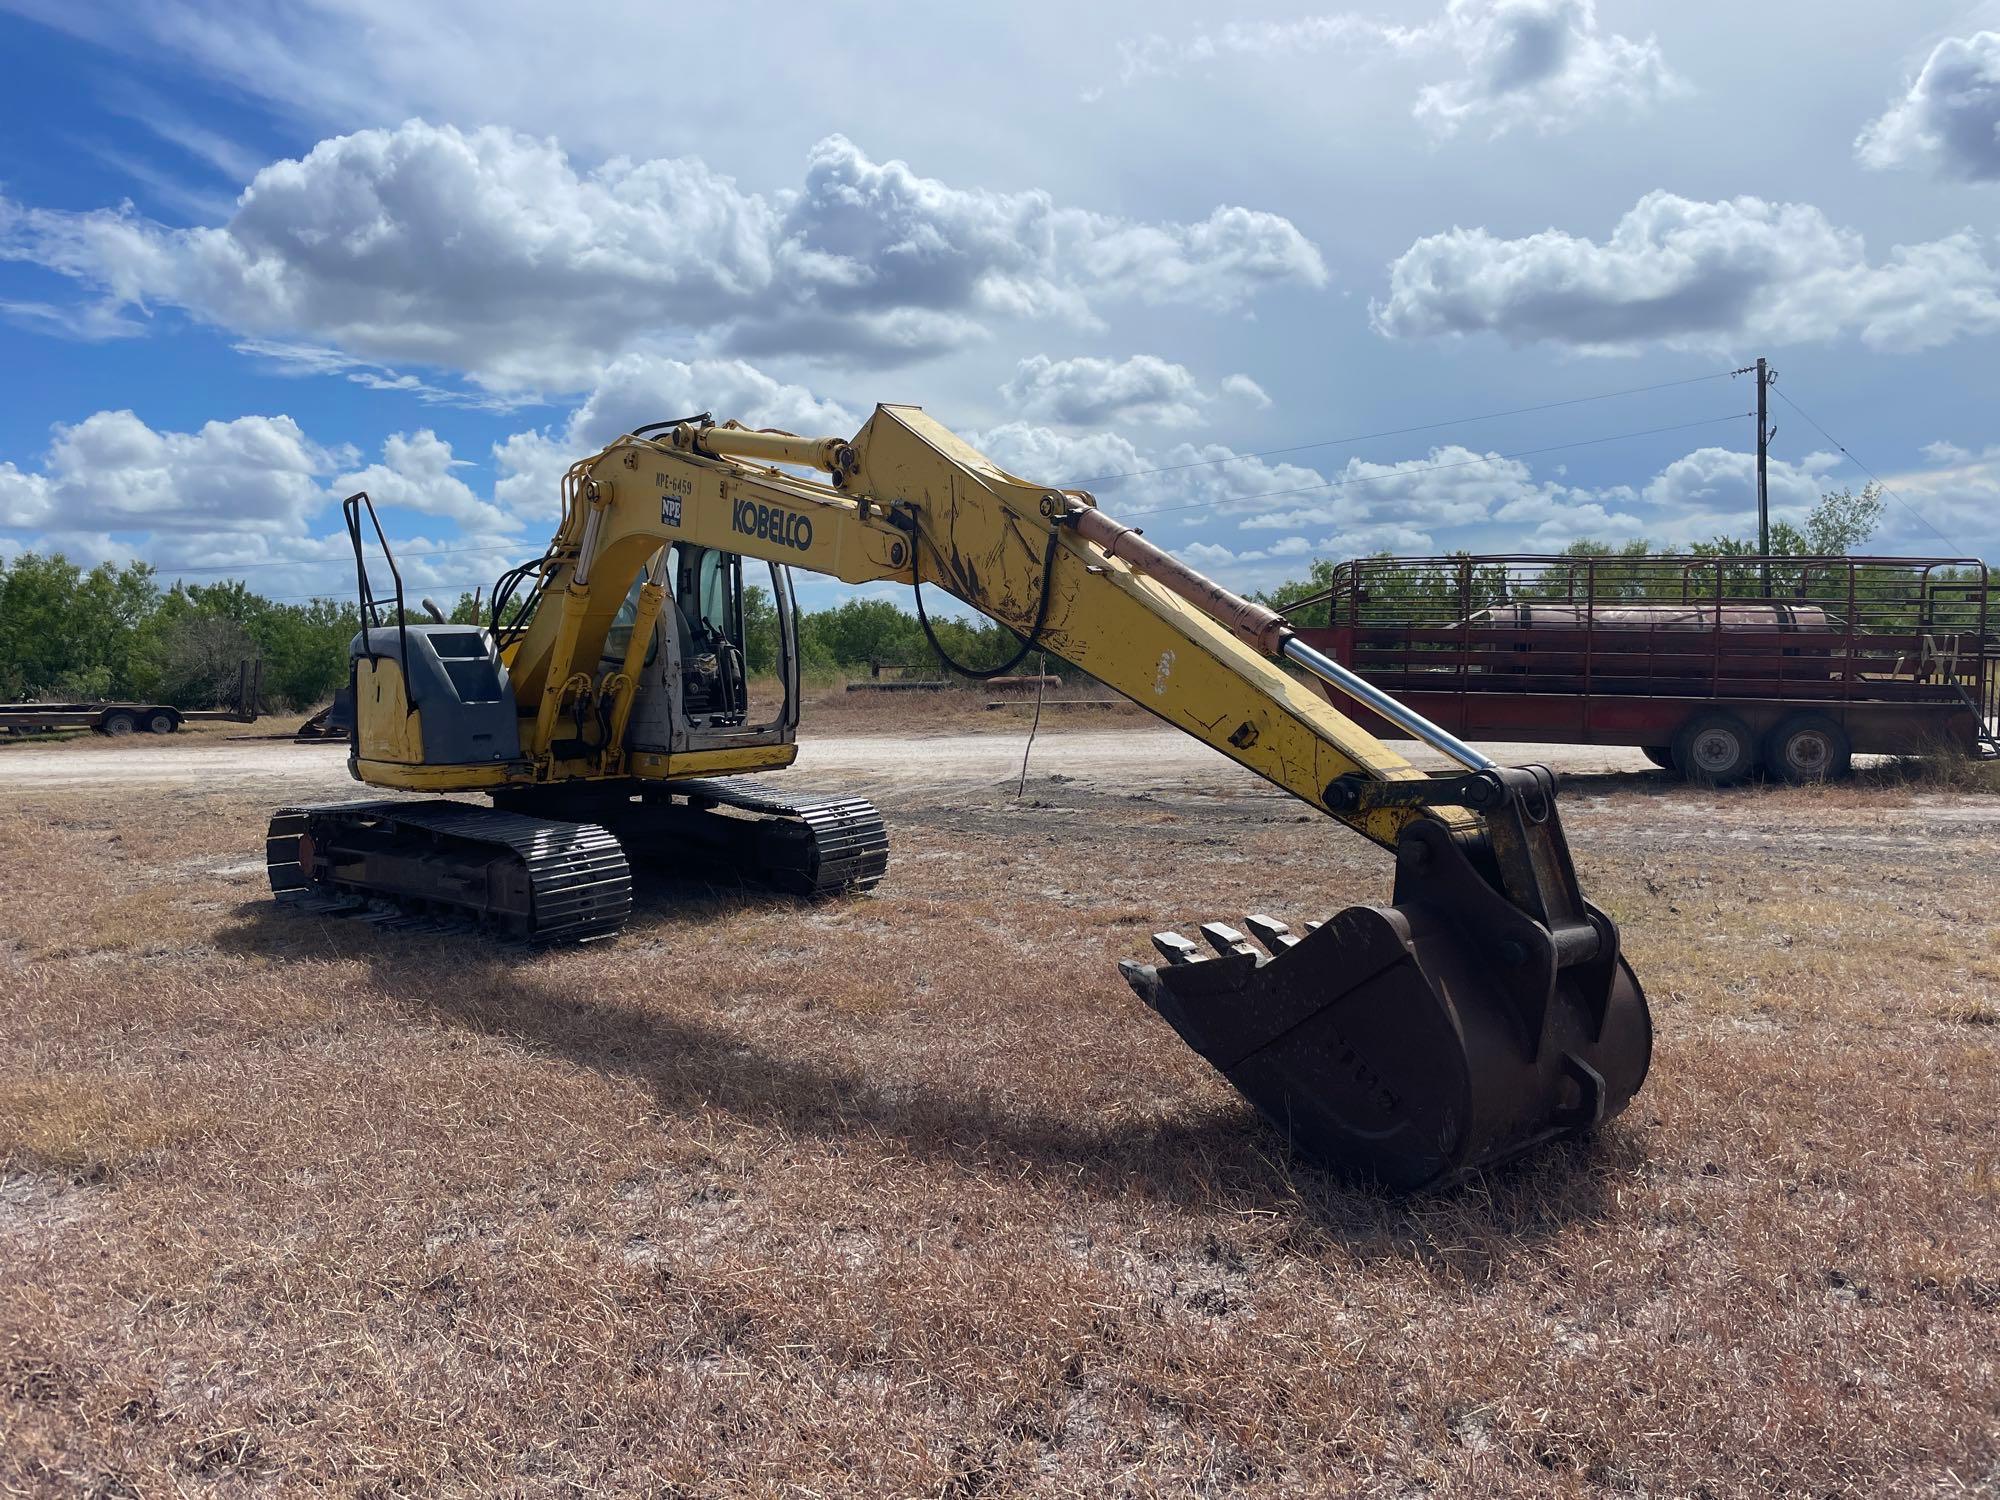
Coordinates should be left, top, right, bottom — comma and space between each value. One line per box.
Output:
267, 405, 1652, 1188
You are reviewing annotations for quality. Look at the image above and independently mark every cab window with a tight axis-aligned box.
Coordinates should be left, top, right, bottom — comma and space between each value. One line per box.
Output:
601, 573, 660, 666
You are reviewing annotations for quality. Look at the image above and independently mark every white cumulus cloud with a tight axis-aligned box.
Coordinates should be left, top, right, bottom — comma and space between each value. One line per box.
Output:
1877, 443, 2000, 547
0, 409, 539, 599
974, 425, 1581, 543
492, 354, 860, 519
1183, 534, 1330, 568
1095, 0, 1679, 137
1638, 446, 1837, 516
969, 424, 1352, 576
334, 429, 518, 534
1237, 445, 1572, 530
1001, 354, 1225, 426
1374, 191, 2000, 353
1858, 32, 2000, 182
565, 354, 858, 450
1402, 0, 1683, 139
0, 122, 1326, 392
0, 410, 341, 536
1220, 373, 1272, 409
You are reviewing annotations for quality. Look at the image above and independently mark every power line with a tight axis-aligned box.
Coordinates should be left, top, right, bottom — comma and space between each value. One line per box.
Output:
1114, 411, 1752, 523
1769, 385, 1966, 553
160, 539, 524, 575
1063, 368, 1738, 487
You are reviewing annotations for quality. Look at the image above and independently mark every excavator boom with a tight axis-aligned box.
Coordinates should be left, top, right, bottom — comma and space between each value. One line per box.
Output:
283, 404, 1653, 1189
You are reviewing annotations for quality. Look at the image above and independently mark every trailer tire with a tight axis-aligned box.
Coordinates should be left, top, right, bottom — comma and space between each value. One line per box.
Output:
1673, 712, 1756, 786
1764, 713, 1851, 783
1641, 745, 1675, 770
100, 711, 136, 737
145, 710, 177, 734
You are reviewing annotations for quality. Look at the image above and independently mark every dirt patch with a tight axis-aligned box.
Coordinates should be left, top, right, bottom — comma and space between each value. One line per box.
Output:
0, 1172, 100, 1247
801, 679, 1146, 738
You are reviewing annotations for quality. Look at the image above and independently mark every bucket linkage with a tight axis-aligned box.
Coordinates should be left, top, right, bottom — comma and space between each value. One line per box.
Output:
1121, 766, 1653, 1190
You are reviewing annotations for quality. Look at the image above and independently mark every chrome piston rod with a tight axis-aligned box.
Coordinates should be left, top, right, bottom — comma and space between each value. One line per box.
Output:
1280, 635, 1496, 772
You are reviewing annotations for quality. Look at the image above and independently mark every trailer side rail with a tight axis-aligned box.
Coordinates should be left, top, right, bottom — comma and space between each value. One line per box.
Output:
1297, 554, 1991, 718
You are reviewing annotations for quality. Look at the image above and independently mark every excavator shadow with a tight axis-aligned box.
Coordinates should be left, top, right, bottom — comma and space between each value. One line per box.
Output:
226, 870, 816, 951
220, 895, 1636, 1265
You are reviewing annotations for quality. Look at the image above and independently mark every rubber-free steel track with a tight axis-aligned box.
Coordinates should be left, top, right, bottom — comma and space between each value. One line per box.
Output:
267, 778, 886, 942
654, 777, 889, 896
267, 800, 631, 940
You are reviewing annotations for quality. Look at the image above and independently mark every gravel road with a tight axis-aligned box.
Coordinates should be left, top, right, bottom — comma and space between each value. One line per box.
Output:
0, 730, 1657, 798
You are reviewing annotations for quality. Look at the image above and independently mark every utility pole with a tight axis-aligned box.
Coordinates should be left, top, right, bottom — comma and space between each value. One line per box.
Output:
1733, 358, 1777, 595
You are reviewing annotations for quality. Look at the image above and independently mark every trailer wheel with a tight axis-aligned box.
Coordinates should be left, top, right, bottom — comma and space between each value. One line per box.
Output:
1673, 712, 1756, 785
145, 710, 177, 735
1764, 713, 1851, 783
1641, 745, 1675, 770
100, 711, 136, 737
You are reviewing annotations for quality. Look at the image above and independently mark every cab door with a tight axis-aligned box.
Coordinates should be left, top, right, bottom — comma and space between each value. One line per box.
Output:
608, 546, 801, 756
600, 562, 673, 754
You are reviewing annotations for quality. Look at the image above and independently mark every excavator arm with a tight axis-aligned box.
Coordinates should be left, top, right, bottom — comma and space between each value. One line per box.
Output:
497, 405, 1652, 1188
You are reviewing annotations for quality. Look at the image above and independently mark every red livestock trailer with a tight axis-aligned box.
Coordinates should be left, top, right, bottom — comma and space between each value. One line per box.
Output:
1289, 554, 1998, 782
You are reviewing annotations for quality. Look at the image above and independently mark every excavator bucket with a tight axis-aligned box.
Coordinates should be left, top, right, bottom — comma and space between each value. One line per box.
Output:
1121, 812, 1652, 1191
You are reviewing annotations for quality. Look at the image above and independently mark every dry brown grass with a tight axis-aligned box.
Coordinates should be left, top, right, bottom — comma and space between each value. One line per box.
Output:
2, 747, 1996, 1496
1854, 748, 2000, 797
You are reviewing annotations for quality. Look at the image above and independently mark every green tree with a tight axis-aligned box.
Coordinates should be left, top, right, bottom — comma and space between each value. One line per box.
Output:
1257, 553, 1513, 628
800, 597, 927, 670
1688, 483, 1884, 560
257, 598, 360, 707
742, 583, 781, 674
1254, 479, 1898, 626
0, 554, 160, 700
156, 613, 260, 705
1253, 559, 1341, 627
1803, 483, 1885, 555
1520, 539, 1658, 602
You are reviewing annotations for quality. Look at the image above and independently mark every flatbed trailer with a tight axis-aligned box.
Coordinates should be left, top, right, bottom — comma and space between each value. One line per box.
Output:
1290, 554, 1997, 781
0, 660, 263, 737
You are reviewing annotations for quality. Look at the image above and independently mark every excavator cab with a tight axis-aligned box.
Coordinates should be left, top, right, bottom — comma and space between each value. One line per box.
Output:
607, 544, 801, 755
666, 545, 748, 724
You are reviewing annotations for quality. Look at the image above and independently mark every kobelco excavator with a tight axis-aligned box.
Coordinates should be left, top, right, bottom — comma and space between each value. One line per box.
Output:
267, 405, 1652, 1188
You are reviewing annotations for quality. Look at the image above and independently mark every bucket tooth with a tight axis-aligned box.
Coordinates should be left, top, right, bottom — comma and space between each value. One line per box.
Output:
1120, 819, 1652, 1190
1199, 921, 1259, 958
1243, 914, 1296, 952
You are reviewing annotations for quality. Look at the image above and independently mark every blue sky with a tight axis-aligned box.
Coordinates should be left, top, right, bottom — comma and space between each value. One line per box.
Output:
1, 0, 1997, 616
